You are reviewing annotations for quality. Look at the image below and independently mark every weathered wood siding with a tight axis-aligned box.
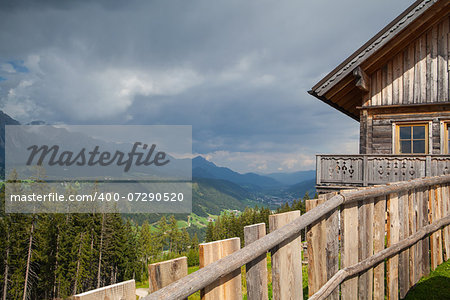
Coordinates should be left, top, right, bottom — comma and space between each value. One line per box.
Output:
359, 14, 450, 155
360, 111, 450, 154
368, 15, 449, 106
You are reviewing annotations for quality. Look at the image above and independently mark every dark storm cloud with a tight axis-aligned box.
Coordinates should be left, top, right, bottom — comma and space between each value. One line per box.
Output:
0, 0, 413, 172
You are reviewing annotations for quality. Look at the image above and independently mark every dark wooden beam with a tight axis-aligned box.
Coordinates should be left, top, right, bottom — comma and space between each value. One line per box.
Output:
353, 66, 370, 92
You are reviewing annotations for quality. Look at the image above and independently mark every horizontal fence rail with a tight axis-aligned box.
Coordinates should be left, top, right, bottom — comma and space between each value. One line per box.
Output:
145, 174, 450, 300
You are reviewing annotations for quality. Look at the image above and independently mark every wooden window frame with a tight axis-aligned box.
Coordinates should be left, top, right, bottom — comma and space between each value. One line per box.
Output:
441, 121, 450, 154
393, 122, 429, 154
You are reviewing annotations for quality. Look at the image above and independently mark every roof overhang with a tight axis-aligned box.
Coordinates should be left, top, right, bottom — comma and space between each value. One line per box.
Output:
309, 0, 450, 122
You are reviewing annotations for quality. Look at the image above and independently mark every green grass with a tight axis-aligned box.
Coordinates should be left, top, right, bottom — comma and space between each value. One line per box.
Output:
135, 279, 148, 289
188, 213, 218, 228
404, 259, 450, 300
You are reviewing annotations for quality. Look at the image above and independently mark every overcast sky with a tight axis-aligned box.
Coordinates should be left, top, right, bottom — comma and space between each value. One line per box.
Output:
0, 0, 414, 173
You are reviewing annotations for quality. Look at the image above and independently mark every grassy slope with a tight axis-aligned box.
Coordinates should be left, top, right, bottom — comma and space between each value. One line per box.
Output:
404, 258, 450, 300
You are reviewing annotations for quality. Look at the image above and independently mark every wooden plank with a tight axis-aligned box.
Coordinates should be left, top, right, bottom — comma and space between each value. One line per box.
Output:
306, 197, 327, 297
325, 193, 339, 300
358, 197, 374, 300
403, 43, 415, 104
437, 16, 449, 102
375, 69, 382, 106
269, 211, 303, 300
429, 187, 438, 271
398, 191, 410, 299
373, 196, 386, 300
73, 280, 135, 300
148, 176, 450, 300
387, 193, 399, 300
429, 185, 443, 271
436, 185, 444, 266
309, 214, 450, 300
392, 52, 403, 105
443, 184, 450, 261
341, 201, 358, 299
382, 62, 393, 105
408, 189, 421, 286
244, 223, 268, 300
149, 257, 188, 294
306, 199, 319, 296
425, 26, 437, 104
414, 35, 427, 104
199, 238, 242, 300
370, 73, 376, 106
422, 187, 431, 277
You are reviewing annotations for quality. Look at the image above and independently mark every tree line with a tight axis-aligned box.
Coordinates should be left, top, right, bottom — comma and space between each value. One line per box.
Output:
205, 193, 312, 246
0, 213, 199, 299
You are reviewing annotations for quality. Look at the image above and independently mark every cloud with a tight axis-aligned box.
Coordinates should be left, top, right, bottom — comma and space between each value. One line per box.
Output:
0, 0, 412, 172
1, 50, 203, 122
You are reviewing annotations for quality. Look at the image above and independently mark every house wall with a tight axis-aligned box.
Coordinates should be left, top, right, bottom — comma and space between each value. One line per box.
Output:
361, 110, 450, 154
367, 15, 449, 107
359, 14, 450, 155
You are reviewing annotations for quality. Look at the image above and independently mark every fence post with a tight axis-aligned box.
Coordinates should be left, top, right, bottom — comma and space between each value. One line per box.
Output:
341, 200, 359, 299
325, 193, 339, 300
373, 195, 386, 300
429, 185, 443, 270
358, 195, 374, 300
73, 280, 135, 300
269, 211, 303, 300
443, 184, 450, 260
387, 193, 399, 300
398, 191, 410, 299
422, 187, 430, 277
149, 257, 188, 295
199, 238, 242, 300
408, 189, 420, 286
306, 198, 326, 297
244, 223, 268, 300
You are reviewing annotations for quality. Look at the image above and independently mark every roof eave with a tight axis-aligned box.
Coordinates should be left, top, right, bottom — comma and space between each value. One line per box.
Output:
311, 0, 440, 96
308, 90, 359, 122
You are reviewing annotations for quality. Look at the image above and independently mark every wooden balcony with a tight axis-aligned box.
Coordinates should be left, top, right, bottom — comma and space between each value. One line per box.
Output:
316, 154, 450, 192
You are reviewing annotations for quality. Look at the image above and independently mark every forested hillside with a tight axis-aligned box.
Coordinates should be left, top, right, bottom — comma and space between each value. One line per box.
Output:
0, 212, 201, 299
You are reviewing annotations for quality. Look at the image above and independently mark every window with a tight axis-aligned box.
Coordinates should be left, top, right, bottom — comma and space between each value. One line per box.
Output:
396, 124, 428, 154
446, 123, 450, 154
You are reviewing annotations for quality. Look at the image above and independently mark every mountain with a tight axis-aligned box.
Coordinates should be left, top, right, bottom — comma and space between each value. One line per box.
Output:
266, 170, 316, 185
26, 120, 46, 125
192, 178, 252, 216
0, 110, 316, 213
286, 178, 316, 198
193, 156, 281, 190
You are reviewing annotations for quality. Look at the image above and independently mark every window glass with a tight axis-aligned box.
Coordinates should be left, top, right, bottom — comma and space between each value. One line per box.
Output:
413, 140, 425, 153
397, 124, 427, 154
413, 126, 425, 139
400, 140, 411, 153
399, 126, 411, 139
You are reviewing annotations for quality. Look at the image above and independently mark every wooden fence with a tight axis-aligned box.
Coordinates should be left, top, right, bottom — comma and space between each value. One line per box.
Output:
73, 279, 135, 300
144, 175, 450, 300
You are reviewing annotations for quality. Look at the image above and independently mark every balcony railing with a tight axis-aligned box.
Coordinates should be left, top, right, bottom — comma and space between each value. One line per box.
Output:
316, 154, 450, 190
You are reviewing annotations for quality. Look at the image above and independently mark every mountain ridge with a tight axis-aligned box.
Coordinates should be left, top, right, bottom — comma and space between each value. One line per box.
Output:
0, 110, 316, 210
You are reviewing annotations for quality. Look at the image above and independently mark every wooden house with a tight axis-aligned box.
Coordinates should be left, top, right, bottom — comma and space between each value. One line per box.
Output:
310, 0, 450, 193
